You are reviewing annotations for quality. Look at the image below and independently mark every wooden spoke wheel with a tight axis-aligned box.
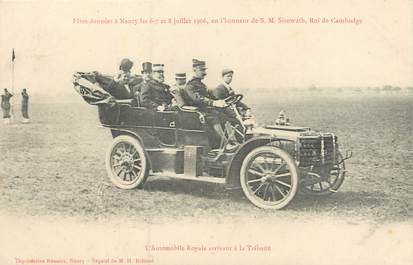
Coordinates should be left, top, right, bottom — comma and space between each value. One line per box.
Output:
105, 135, 149, 189
240, 146, 299, 209
300, 152, 346, 195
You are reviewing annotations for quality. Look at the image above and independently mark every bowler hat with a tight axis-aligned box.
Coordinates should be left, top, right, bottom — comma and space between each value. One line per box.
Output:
119, 58, 134, 71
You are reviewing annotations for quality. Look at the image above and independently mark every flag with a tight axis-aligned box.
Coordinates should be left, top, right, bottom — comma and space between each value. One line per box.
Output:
12, 49, 16, 62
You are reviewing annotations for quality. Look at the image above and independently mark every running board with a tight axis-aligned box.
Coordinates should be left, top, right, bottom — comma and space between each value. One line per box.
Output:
150, 172, 226, 184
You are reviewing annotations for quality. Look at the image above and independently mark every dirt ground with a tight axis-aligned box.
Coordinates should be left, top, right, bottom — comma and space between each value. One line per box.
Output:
0, 93, 412, 225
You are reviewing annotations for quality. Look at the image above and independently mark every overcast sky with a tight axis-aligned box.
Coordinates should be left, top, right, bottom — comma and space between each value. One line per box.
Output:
0, 0, 412, 95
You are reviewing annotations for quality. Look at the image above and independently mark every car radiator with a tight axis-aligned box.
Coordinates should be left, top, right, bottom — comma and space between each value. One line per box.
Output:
298, 134, 336, 167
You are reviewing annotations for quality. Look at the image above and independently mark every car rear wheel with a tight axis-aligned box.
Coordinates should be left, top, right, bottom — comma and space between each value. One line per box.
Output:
105, 135, 149, 189
240, 146, 299, 209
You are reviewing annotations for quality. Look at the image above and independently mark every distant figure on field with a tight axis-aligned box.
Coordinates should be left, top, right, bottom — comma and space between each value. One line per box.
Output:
21, 88, 30, 123
1, 88, 13, 124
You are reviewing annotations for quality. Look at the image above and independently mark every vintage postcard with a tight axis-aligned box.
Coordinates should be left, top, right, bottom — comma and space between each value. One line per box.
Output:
0, 0, 412, 264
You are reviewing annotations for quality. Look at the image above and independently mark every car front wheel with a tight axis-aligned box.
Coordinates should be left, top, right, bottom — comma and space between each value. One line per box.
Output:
240, 146, 299, 209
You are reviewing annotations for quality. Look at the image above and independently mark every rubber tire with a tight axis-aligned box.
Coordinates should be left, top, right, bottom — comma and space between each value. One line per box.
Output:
105, 135, 149, 189
240, 146, 299, 209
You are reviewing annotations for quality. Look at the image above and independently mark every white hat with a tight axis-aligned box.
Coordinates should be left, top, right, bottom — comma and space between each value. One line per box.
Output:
152, 64, 164, 72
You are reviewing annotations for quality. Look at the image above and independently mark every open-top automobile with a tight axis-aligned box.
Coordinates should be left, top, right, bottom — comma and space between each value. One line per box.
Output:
73, 71, 351, 209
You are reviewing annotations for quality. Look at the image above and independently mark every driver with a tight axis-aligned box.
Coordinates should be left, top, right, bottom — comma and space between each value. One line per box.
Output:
212, 68, 252, 119
182, 59, 239, 150
140, 64, 173, 111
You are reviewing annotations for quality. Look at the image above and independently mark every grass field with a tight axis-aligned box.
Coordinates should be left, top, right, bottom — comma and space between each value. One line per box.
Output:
0, 92, 412, 225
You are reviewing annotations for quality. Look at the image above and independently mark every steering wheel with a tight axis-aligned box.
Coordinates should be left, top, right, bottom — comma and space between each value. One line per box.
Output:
224, 94, 243, 105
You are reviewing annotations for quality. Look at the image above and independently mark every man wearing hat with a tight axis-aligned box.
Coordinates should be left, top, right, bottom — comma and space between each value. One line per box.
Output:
114, 58, 143, 98
212, 68, 251, 118
21, 88, 30, 123
182, 59, 227, 108
1, 88, 13, 124
131, 62, 152, 105
169, 73, 187, 107
114, 58, 134, 86
140, 62, 152, 84
140, 64, 173, 111
182, 59, 238, 150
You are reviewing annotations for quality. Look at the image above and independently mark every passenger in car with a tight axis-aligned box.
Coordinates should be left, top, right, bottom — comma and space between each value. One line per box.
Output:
182, 59, 239, 150
113, 58, 143, 99
170, 73, 187, 107
140, 64, 173, 111
114, 58, 134, 83
114, 58, 134, 94
131, 62, 152, 106
141, 62, 153, 83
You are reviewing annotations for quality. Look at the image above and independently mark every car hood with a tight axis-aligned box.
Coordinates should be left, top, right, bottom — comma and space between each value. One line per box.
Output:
250, 125, 313, 141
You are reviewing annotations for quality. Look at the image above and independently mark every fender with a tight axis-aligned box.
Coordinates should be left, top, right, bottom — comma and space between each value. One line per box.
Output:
108, 127, 158, 170
226, 136, 295, 188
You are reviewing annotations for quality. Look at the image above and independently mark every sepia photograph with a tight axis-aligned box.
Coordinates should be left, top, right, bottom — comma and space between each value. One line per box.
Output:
0, 0, 412, 264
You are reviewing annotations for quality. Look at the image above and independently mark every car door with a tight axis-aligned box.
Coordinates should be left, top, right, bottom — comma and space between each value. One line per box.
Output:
154, 111, 178, 146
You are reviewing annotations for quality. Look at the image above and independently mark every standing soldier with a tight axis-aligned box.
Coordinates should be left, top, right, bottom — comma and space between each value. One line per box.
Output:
182, 59, 238, 150
140, 64, 173, 111
1, 88, 13, 124
169, 73, 187, 107
21, 88, 30, 123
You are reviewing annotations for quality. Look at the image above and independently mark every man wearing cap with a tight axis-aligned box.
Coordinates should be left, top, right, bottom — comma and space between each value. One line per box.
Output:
212, 68, 252, 118
182, 59, 227, 109
21, 88, 30, 123
182, 59, 238, 150
140, 64, 173, 111
169, 73, 187, 107
1, 88, 13, 124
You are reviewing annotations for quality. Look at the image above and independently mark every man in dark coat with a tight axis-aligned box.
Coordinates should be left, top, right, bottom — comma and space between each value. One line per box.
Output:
212, 68, 252, 118
131, 62, 152, 106
182, 59, 238, 150
113, 58, 143, 98
1, 88, 13, 123
182, 59, 226, 109
21, 88, 29, 123
140, 64, 173, 111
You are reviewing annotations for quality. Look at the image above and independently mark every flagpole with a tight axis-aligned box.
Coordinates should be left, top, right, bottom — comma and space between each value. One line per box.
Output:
12, 60, 14, 92
10, 49, 15, 120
